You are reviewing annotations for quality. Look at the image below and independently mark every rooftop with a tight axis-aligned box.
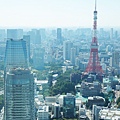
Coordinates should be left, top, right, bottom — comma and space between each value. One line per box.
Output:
99, 109, 120, 119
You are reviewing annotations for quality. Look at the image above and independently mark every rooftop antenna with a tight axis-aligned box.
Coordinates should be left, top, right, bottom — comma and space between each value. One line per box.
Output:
95, 0, 97, 11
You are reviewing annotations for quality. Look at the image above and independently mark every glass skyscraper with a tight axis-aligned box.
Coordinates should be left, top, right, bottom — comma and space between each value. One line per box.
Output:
4, 39, 29, 71
4, 39, 35, 120
63, 93, 75, 118
57, 28, 62, 44
4, 68, 34, 120
63, 40, 73, 61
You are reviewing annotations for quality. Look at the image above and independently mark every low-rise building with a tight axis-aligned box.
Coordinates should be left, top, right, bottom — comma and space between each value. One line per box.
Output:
88, 96, 105, 107
79, 108, 87, 120
99, 108, 120, 120
53, 103, 61, 119
57, 95, 66, 106
80, 81, 101, 97
45, 96, 57, 106
37, 106, 49, 120
92, 105, 103, 120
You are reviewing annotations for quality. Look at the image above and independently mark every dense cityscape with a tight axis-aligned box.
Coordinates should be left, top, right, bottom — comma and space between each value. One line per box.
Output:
0, 0, 120, 120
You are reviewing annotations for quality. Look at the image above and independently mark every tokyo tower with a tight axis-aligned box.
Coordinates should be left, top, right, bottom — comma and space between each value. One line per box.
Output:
85, 0, 103, 74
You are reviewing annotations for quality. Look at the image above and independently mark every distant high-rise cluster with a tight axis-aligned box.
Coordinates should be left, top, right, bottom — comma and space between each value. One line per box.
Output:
0, 1, 119, 119
28, 29, 41, 45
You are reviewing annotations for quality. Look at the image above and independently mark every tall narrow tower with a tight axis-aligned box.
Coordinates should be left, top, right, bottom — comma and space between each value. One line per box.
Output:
85, 0, 103, 74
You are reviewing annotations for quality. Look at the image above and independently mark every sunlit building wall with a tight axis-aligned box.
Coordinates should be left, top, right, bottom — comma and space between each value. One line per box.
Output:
4, 68, 35, 120
4, 39, 34, 120
63, 93, 75, 118
4, 39, 29, 71
7, 29, 23, 39
63, 41, 73, 61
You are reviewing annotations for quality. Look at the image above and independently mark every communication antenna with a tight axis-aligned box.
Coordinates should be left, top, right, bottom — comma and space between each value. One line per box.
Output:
95, 0, 97, 11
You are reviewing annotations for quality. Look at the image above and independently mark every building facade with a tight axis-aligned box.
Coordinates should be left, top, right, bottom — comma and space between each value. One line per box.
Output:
70, 47, 76, 65
23, 35, 31, 60
57, 28, 62, 44
63, 41, 73, 61
112, 51, 120, 68
4, 39, 29, 70
37, 106, 49, 120
7, 29, 23, 39
4, 39, 35, 120
63, 93, 75, 118
33, 47, 44, 70
80, 81, 101, 97
4, 68, 35, 120
53, 103, 61, 119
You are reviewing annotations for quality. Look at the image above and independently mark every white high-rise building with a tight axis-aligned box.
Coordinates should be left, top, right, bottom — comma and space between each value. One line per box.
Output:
63, 41, 73, 61
70, 48, 76, 65
33, 47, 44, 70
53, 103, 60, 118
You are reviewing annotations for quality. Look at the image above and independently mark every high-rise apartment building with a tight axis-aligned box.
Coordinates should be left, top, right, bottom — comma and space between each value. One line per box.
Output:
4, 39, 29, 70
28, 29, 41, 45
40, 28, 46, 41
63, 41, 73, 61
28, 30, 36, 44
112, 51, 120, 68
33, 47, 44, 70
57, 28, 62, 44
35, 30, 41, 44
70, 48, 76, 65
110, 28, 113, 40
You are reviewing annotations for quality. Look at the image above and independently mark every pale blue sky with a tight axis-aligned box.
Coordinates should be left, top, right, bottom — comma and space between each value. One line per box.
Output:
0, 0, 120, 28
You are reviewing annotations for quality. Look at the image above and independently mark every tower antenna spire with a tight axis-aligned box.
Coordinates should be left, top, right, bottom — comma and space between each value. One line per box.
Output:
95, 0, 97, 11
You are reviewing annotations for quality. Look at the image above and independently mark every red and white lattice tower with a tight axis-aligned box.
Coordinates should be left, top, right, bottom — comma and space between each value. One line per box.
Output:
85, 0, 103, 74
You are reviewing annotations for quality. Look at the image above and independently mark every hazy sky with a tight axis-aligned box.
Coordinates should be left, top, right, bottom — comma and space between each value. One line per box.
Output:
0, 0, 120, 28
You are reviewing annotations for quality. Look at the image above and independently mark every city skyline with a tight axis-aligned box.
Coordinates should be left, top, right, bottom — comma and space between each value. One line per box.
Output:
0, 0, 119, 28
